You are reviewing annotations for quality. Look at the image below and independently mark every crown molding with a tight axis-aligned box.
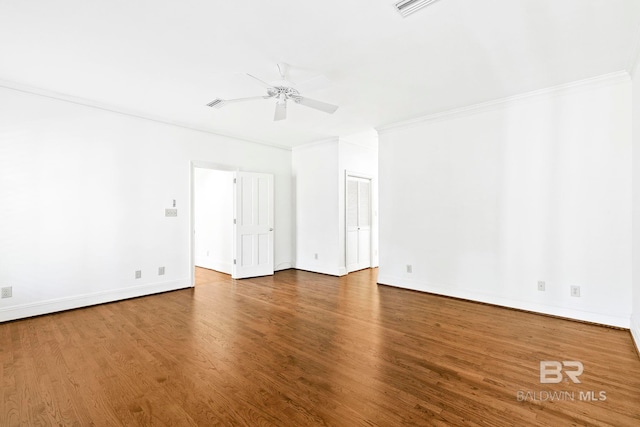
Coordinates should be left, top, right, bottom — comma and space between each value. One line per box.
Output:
291, 136, 339, 152
377, 71, 631, 135
338, 138, 378, 152
0, 79, 293, 151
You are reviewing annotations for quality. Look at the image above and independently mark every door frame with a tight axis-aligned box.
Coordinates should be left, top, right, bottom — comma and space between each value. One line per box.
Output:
345, 170, 374, 274
189, 161, 239, 287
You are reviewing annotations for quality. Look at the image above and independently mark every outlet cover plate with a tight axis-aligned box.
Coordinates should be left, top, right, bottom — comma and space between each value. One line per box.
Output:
570, 286, 580, 297
1, 287, 12, 298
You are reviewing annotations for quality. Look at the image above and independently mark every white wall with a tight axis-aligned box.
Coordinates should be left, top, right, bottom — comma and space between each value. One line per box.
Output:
293, 134, 379, 277
194, 169, 233, 274
0, 86, 293, 322
292, 139, 340, 275
632, 62, 640, 347
378, 74, 632, 328
338, 137, 379, 274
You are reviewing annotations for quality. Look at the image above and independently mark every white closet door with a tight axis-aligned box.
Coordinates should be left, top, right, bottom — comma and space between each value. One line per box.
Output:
346, 176, 372, 273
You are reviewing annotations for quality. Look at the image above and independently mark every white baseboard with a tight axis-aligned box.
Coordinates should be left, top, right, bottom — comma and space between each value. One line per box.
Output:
211, 260, 232, 275
196, 260, 232, 275
631, 314, 640, 353
0, 279, 190, 323
293, 261, 341, 277
275, 262, 294, 271
377, 274, 630, 329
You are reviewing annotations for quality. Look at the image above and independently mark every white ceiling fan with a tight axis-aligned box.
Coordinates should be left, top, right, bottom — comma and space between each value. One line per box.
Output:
206, 63, 338, 121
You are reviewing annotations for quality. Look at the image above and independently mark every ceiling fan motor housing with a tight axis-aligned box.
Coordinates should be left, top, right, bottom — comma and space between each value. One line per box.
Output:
267, 86, 300, 101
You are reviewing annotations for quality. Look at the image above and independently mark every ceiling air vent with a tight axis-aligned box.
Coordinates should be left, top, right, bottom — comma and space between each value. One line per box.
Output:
206, 98, 225, 108
394, 0, 440, 17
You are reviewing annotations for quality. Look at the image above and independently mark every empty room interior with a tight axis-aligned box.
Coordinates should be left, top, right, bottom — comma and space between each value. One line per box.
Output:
2, 0, 640, 425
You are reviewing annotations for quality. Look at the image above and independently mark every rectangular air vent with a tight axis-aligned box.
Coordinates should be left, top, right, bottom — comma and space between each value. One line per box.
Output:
395, 0, 440, 17
206, 98, 225, 108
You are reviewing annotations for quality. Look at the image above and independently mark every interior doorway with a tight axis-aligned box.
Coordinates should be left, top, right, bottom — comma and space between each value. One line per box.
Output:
193, 168, 234, 275
190, 163, 275, 284
346, 173, 373, 273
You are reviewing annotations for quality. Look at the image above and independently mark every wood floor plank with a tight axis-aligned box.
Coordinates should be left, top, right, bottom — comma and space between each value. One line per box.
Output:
1, 267, 639, 426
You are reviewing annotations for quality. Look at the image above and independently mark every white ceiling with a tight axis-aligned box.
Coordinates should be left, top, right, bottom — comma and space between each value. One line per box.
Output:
1, 0, 639, 148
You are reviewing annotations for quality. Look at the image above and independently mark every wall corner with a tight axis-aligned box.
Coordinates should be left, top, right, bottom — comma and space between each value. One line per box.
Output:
631, 314, 640, 356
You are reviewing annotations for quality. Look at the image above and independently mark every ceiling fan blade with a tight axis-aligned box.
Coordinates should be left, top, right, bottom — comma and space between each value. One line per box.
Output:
295, 96, 338, 114
246, 73, 273, 88
206, 96, 271, 108
274, 101, 287, 121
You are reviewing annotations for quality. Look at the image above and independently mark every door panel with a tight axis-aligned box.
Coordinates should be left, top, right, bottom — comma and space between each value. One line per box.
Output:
233, 172, 274, 279
346, 230, 358, 266
358, 180, 371, 227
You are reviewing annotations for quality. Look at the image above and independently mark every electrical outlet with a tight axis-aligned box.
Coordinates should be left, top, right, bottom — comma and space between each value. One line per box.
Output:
1, 287, 12, 299
406, 264, 412, 273
165, 208, 178, 217
135, 270, 142, 279
537, 281, 545, 291
570, 286, 580, 297
314, 253, 318, 260
158, 267, 165, 276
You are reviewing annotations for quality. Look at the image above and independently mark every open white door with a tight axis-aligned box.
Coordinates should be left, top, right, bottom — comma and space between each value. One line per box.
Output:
346, 175, 372, 273
232, 172, 274, 279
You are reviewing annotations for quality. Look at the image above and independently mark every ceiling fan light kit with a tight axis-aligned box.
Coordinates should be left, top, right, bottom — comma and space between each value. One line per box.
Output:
206, 64, 338, 122
395, 0, 440, 17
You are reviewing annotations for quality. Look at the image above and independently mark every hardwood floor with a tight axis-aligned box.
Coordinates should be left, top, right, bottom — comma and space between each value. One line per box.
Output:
1, 268, 639, 426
